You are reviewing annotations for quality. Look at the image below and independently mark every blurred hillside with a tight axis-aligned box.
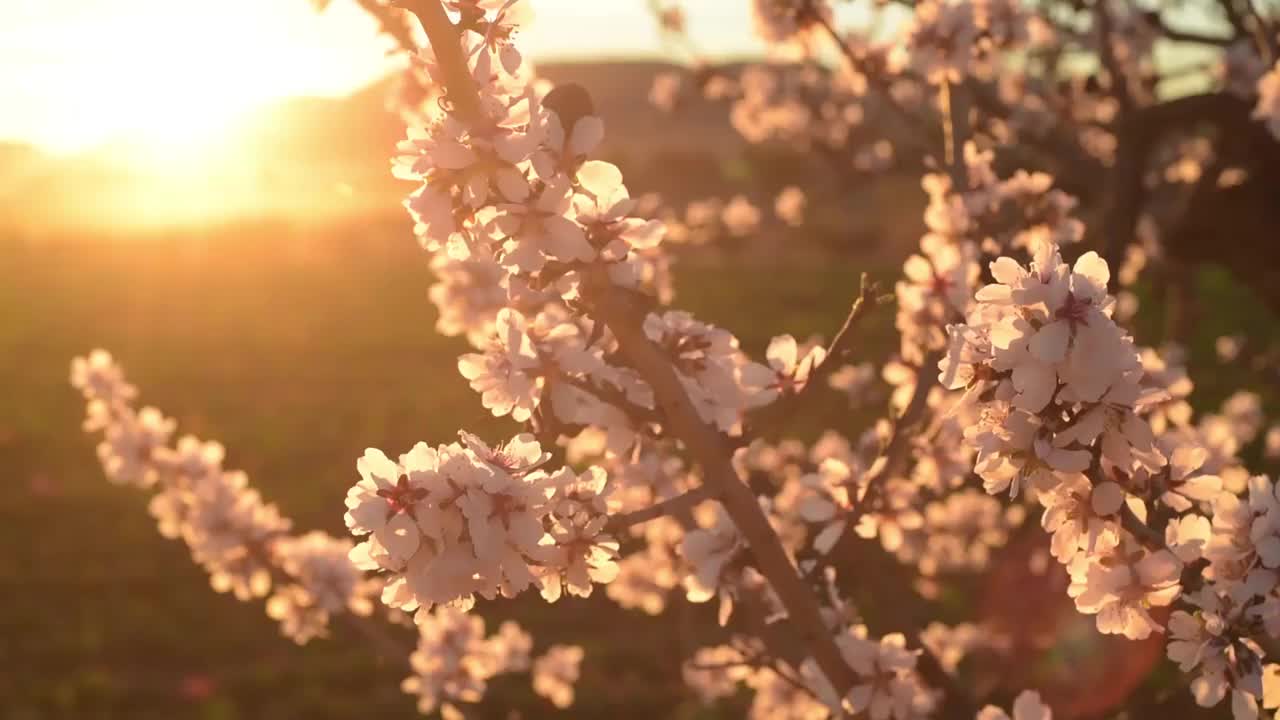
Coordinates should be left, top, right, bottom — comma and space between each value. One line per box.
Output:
0, 60, 932, 267
0, 61, 753, 234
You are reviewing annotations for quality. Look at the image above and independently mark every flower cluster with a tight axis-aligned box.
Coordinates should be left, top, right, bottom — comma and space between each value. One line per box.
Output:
933, 237, 1280, 716
268, 532, 377, 643
532, 644, 584, 708
923, 145, 1083, 255
898, 0, 1032, 83
750, 0, 833, 53
896, 143, 1083, 365
344, 433, 618, 617
937, 239, 1183, 624
682, 620, 943, 720
71, 351, 376, 643
401, 606, 533, 716
832, 626, 941, 719
388, 14, 806, 465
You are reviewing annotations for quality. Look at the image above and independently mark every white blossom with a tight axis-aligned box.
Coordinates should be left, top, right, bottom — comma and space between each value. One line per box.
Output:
532, 644, 583, 709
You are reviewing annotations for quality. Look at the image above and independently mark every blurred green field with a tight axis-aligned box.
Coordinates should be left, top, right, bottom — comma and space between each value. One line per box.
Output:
1, 208, 1276, 719
0, 215, 907, 720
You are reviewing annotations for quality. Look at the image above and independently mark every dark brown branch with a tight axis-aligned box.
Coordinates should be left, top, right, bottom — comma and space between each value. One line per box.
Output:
408, 0, 856, 692
1217, 0, 1249, 36
939, 79, 972, 185
401, 0, 980, 707
1148, 14, 1235, 45
1095, 0, 1136, 116
793, 345, 970, 718
1212, 0, 1276, 59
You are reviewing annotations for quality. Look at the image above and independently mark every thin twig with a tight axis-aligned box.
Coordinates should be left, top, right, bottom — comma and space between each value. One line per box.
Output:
813, 15, 935, 152
745, 275, 885, 440
803, 275, 885, 403
861, 351, 941, 508
609, 486, 716, 531
800, 352, 940, 580
556, 374, 661, 425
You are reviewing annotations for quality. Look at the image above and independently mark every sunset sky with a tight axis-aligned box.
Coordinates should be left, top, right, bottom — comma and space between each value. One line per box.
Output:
1, 0, 1219, 154
0, 0, 785, 153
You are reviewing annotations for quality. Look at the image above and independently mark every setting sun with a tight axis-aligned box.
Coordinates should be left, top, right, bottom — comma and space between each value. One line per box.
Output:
1, 0, 399, 153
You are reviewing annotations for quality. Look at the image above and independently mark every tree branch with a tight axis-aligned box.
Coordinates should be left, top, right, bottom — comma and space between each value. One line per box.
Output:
863, 352, 941, 503
939, 79, 972, 185
807, 275, 885, 397
813, 14, 936, 154
396, 0, 484, 123
1095, 0, 1136, 116
803, 352, 940, 578
1149, 14, 1235, 46
579, 266, 859, 696
609, 486, 716, 532
555, 374, 661, 426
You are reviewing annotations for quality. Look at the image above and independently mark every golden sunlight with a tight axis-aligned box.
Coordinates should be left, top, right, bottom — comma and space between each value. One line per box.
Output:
1, 0, 397, 153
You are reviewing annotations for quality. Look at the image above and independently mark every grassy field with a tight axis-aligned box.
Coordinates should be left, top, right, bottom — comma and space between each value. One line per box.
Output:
0, 214, 907, 719
1, 209, 1275, 719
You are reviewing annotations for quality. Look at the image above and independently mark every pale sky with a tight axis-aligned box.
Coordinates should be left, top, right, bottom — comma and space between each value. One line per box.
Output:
0, 1, 1221, 153
0, 0, 779, 153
